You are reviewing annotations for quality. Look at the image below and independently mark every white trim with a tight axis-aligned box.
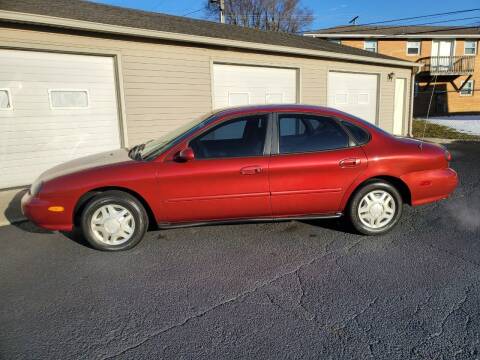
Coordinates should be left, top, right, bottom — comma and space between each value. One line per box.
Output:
406, 40, 421, 56
431, 39, 455, 57
0, 10, 419, 68
460, 79, 474, 97
304, 33, 480, 39
48, 89, 90, 110
464, 40, 477, 55
0, 88, 13, 110
364, 39, 377, 53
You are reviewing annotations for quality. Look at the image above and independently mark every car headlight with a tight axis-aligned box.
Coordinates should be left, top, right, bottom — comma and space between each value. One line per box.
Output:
30, 180, 44, 196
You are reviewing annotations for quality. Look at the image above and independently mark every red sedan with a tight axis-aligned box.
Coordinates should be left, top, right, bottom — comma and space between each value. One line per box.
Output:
22, 105, 458, 251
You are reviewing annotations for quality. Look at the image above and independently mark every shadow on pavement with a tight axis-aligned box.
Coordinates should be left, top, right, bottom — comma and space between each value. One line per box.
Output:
4, 189, 52, 234
4, 188, 92, 248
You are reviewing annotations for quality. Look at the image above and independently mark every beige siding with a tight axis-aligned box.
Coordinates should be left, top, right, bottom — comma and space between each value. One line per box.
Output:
0, 26, 412, 145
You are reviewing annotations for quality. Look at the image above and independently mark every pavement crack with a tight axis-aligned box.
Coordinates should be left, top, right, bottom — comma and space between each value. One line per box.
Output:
410, 286, 472, 357
102, 253, 331, 359
333, 296, 379, 332
294, 271, 315, 321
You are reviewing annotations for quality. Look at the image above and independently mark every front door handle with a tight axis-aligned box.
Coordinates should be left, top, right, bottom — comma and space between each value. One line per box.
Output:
240, 166, 263, 175
339, 158, 361, 168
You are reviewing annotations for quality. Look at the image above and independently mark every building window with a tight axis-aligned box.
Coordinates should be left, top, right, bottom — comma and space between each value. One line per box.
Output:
0, 89, 12, 110
464, 40, 477, 55
406, 41, 421, 55
328, 39, 342, 45
460, 80, 474, 96
49, 90, 89, 109
364, 40, 377, 53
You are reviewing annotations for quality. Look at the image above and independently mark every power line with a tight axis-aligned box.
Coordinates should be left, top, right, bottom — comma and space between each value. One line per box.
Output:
304, 15, 480, 35
320, 8, 480, 31
182, 8, 204, 17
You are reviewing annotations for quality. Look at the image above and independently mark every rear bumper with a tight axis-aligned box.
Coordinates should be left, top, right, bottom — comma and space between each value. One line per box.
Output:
402, 168, 458, 206
21, 192, 73, 231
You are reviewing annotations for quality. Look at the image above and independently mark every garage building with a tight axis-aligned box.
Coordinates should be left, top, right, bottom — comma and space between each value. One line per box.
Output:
0, 0, 418, 194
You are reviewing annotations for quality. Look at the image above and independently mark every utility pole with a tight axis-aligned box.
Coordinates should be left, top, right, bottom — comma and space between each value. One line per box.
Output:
209, 0, 225, 23
219, 0, 225, 24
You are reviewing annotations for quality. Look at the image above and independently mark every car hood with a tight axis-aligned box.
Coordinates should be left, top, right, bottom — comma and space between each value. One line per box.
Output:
38, 149, 133, 182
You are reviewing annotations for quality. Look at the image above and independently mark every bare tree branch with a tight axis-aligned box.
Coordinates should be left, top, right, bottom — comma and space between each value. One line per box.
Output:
204, 0, 313, 33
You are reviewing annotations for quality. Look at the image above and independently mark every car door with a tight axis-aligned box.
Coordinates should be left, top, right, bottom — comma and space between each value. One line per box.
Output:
157, 114, 272, 223
269, 113, 368, 217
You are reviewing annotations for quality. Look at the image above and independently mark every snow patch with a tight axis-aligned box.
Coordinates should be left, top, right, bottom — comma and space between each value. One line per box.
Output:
417, 115, 480, 136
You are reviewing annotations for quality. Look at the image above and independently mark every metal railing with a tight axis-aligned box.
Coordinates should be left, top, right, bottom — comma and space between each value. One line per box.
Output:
418, 56, 475, 75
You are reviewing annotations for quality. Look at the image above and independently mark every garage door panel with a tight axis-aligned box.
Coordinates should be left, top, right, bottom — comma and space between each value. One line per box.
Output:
0, 49, 121, 189
327, 71, 378, 125
213, 64, 297, 109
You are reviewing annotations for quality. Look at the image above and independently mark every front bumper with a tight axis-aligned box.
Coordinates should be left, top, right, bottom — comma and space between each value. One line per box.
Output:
21, 192, 73, 231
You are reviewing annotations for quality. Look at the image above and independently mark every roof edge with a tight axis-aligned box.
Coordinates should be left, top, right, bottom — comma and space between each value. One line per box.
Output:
304, 33, 480, 39
0, 10, 420, 68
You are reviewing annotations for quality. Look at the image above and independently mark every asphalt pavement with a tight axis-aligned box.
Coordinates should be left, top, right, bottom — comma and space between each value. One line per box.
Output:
1, 140, 480, 360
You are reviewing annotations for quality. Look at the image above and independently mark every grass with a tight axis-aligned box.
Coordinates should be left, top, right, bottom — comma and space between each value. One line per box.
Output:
412, 119, 480, 140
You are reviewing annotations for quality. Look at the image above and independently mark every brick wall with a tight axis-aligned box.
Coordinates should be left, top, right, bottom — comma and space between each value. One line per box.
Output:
340, 39, 479, 116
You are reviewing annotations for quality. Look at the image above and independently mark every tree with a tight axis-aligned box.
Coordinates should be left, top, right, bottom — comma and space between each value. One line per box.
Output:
205, 0, 313, 33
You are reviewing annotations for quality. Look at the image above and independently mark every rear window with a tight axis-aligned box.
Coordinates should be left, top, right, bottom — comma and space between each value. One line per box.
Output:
341, 121, 371, 145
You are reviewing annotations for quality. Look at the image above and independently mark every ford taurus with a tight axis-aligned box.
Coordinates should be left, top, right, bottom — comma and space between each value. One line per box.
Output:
22, 105, 458, 251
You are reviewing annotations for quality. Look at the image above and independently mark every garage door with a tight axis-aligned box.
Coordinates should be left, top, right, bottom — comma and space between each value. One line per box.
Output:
213, 64, 297, 109
327, 71, 378, 124
0, 50, 121, 188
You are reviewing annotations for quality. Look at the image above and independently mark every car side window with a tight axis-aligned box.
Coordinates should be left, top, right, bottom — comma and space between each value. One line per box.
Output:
190, 115, 268, 159
341, 121, 371, 145
278, 114, 350, 154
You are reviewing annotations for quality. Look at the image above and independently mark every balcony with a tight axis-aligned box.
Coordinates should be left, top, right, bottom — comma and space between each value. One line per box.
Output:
418, 56, 475, 76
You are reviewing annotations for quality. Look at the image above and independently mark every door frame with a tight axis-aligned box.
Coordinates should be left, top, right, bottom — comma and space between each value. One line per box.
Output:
269, 111, 360, 155
181, 112, 275, 159
393, 78, 407, 135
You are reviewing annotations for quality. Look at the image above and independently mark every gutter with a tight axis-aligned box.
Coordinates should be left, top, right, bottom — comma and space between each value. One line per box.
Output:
0, 10, 420, 68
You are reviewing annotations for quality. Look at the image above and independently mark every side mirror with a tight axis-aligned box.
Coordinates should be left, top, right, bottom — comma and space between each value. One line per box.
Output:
175, 147, 195, 162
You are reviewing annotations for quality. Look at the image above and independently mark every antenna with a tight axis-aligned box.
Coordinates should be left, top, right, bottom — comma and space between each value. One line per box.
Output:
349, 16, 359, 25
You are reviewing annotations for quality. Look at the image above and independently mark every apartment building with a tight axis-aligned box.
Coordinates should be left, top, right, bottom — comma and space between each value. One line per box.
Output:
305, 26, 479, 116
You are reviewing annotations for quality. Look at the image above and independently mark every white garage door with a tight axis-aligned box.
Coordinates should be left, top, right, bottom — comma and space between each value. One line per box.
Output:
213, 64, 297, 109
0, 50, 121, 188
327, 71, 378, 124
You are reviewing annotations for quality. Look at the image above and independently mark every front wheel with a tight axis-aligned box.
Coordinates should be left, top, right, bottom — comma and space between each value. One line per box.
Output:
348, 181, 403, 235
80, 191, 149, 251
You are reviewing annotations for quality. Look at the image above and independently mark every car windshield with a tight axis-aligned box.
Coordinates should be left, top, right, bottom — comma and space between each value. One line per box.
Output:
134, 111, 216, 160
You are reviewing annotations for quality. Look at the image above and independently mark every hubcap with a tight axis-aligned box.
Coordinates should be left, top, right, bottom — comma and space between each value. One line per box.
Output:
90, 204, 135, 245
358, 190, 396, 229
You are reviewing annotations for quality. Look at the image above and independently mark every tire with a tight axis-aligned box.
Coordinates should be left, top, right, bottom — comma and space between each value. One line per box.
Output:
80, 190, 149, 251
348, 180, 403, 236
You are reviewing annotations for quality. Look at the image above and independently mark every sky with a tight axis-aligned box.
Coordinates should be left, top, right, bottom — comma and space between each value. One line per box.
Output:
94, 0, 480, 31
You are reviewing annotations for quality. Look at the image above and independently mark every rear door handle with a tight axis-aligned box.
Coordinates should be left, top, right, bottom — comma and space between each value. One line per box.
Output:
339, 158, 361, 168
240, 166, 263, 175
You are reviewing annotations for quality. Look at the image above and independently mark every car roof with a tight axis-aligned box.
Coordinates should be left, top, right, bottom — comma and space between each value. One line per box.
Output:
213, 104, 342, 117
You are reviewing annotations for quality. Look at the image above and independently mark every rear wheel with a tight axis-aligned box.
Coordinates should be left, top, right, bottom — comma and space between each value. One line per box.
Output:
348, 181, 403, 235
80, 191, 149, 251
